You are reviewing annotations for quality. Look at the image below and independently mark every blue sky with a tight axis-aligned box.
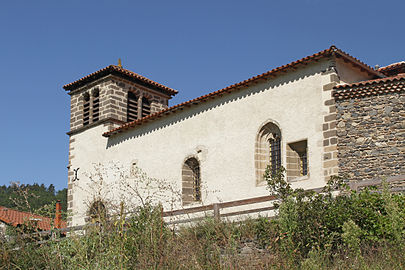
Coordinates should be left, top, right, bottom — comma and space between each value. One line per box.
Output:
0, 0, 403, 191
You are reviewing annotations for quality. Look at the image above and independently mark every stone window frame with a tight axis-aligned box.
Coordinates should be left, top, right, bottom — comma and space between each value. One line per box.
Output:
286, 139, 309, 182
182, 156, 202, 206
255, 121, 283, 185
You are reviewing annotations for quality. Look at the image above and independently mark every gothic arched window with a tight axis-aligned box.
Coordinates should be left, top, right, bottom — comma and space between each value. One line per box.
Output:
182, 157, 201, 205
255, 122, 282, 183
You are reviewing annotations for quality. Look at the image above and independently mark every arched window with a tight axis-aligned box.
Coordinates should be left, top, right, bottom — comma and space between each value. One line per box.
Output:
255, 122, 282, 183
127, 92, 138, 122
89, 201, 106, 224
141, 97, 151, 118
182, 157, 201, 205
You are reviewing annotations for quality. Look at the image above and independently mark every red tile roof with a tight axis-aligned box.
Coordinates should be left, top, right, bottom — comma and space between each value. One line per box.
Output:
333, 74, 405, 100
63, 65, 178, 96
103, 46, 384, 137
378, 61, 405, 76
0, 206, 67, 231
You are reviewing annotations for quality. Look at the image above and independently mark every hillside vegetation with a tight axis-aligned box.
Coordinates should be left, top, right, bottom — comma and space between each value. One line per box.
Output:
1, 171, 404, 269
0, 183, 67, 217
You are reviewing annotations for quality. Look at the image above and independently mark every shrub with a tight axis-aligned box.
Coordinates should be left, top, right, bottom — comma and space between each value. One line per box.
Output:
264, 166, 405, 261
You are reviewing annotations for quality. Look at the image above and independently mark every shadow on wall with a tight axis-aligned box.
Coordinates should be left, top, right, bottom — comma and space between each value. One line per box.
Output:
105, 60, 332, 148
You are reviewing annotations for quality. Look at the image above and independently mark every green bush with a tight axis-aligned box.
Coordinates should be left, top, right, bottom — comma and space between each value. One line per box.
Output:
264, 166, 405, 261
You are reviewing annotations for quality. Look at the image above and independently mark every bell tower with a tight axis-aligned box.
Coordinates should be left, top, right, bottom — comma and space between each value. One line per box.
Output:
63, 63, 178, 225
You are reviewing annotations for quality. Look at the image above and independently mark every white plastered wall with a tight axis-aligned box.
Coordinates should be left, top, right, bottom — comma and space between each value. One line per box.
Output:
69, 59, 344, 226
335, 58, 374, 84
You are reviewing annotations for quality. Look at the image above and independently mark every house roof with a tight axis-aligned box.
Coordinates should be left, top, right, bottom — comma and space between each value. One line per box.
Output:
333, 73, 405, 100
0, 206, 67, 231
378, 61, 405, 76
63, 65, 178, 96
103, 46, 384, 137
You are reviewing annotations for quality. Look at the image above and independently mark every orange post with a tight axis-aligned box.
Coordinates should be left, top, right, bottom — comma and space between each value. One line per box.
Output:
54, 200, 62, 229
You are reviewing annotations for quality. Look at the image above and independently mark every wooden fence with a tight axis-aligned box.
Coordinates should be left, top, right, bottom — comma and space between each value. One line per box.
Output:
13, 175, 405, 244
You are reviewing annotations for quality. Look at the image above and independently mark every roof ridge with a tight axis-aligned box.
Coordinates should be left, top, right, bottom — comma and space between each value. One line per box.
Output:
378, 61, 405, 71
63, 64, 178, 95
109, 65, 178, 94
378, 61, 405, 70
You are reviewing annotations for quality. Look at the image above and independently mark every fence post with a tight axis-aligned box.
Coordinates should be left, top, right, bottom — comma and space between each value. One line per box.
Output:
213, 203, 220, 221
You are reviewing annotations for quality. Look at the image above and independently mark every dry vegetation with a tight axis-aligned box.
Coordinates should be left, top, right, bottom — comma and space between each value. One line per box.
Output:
1, 168, 404, 269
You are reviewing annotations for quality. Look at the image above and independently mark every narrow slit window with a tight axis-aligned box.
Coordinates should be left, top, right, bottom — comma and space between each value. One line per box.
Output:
141, 97, 151, 118
83, 93, 90, 126
127, 92, 138, 122
269, 135, 282, 176
300, 151, 308, 176
92, 89, 100, 122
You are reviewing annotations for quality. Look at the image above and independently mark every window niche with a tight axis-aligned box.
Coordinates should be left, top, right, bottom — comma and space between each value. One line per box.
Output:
88, 200, 107, 224
286, 140, 308, 182
182, 157, 201, 205
255, 122, 282, 184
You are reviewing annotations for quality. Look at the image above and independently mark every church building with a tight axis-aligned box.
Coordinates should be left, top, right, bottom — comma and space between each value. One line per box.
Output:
63, 46, 405, 226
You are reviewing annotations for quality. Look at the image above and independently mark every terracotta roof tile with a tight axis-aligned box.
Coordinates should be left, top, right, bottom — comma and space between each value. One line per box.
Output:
63, 65, 178, 96
0, 206, 67, 231
103, 46, 384, 137
378, 61, 405, 76
333, 74, 405, 100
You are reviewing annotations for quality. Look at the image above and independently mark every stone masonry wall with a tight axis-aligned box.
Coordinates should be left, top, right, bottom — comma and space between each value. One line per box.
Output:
69, 75, 170, 133
69, 78, 112, 131
336, 92, 405, 181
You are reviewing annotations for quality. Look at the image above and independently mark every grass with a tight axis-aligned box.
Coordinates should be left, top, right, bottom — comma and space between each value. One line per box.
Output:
0, 212, 403, 269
